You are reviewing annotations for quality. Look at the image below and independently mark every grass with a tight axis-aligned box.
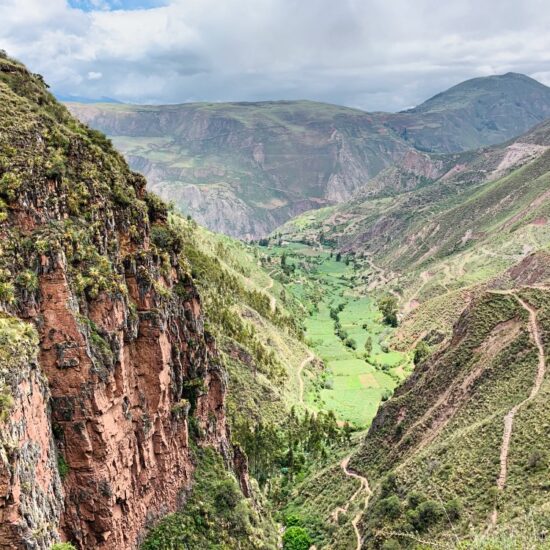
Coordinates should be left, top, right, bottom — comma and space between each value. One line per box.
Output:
263, 243, 411, 428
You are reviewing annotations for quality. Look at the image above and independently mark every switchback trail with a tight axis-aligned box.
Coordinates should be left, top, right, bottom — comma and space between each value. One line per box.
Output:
332, 456, 372, 550
490, 290, 546, 526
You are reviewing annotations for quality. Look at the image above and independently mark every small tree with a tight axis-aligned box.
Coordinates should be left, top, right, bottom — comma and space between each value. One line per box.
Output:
414, 341, 430, 365
364, 336, 373, 357
378, 295, 398, 327
283, 526, 312, 550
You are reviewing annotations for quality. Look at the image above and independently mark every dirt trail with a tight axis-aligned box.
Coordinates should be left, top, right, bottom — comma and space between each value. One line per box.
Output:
490, 291, 546, 526
404, 270, 431, 314
330, 456, 372, 550
297, 351, 315, 405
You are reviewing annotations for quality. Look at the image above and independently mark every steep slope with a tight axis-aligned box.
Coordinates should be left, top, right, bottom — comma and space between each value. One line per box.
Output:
0, 53, 238, 549
278, 120, 550, 357
386, 72, 550, 153
350, 270, 550, 547
67, 73, 550, 239
280, 118, 550, 269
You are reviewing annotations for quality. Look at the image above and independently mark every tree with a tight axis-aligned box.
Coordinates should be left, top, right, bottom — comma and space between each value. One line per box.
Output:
414, 341, 430, 365
344, 337, 357, 350
378, 295, 398, 327
335, 252, 342, 262
414, 500, 444, 531
283, 526, 312, 550
364, 336, 373, 357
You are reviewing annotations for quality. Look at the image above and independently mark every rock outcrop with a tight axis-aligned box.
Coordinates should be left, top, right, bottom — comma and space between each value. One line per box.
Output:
0, 53, 228, 549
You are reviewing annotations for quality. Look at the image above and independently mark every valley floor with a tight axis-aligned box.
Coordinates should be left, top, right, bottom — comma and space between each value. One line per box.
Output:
262, 243, 412, 429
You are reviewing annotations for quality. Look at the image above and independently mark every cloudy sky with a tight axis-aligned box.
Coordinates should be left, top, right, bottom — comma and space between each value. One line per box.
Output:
1, 0, 550, 111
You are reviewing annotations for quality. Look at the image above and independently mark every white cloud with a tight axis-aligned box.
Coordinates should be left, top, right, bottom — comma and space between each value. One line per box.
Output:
1, 0, 550, 110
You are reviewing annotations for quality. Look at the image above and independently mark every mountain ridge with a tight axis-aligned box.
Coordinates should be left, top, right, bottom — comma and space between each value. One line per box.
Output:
67, 72, 550, 239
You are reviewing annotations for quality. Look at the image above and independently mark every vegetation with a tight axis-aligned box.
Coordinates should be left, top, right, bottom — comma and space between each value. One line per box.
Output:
261, 242, 411, 428
283, 526, 312, 550
233, 407, 349, 490
142, 447, 278, 549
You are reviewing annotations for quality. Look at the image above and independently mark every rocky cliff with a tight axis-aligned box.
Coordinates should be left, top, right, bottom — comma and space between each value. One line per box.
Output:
0, 54, 228, 549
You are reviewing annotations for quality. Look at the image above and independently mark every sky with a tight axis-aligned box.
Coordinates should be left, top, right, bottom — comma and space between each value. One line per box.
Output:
1, 0, 550, 111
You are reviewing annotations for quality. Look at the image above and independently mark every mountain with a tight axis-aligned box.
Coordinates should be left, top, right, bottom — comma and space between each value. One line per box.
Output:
66, 73, 550, 239
3, 51, 550, 550
270, 119, 550, 546
386, 72, 550, 153
280, 117, 550, 266
0, 53, 357, 550
55, 94, 123, 104
66, 100, 416, 239
0, 52, 283, 550
352, 263, 550, 546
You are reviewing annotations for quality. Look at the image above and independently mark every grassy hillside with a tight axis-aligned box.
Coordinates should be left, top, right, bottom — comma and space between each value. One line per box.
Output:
273, 115, 550, 548
387, 72, 550, 153
278, 120, 550, 345
352, 278, 550, 548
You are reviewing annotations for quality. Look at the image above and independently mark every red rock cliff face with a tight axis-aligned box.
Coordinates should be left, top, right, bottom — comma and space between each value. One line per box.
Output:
0, 319, 63, 549
0, 57, 228, 549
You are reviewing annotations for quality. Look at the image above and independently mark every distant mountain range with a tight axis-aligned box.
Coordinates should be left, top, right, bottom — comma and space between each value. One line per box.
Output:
56, 93, 123, 104
66, 73, 550, 239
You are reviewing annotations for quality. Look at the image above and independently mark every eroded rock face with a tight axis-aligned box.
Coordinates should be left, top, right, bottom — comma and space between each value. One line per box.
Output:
0, 57, 229, 549
0, 320, 63, 550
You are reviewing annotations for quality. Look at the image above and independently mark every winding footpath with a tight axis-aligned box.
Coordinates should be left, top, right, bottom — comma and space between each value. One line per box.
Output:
490, 290, 546, 526
331, 456, 372, 550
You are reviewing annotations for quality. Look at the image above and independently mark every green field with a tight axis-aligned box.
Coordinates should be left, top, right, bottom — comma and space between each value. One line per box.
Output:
264, 244, 412, 427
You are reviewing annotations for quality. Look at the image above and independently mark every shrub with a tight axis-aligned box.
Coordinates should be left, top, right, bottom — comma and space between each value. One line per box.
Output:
344, 337, 357, 350
381, 388, 393, 401
364, 335, 373, 356
527, 449, 546, 471
0, 172, 22, 201
407, 491, 426, 509
57, 454, 69, 480
15, 270, 38, 292
0, 390, 14, 422
283, 526, 312, 550
414, 500, 444, 531
378, 295, 398, 326
446, 498, 463, 521
414, 341, 431, 365
376, 495, 401, 520
51, 544, 77, 550
284, 514, 302, 527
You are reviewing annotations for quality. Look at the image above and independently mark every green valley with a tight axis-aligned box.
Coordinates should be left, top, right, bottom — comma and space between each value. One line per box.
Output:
260, 243, 411, 427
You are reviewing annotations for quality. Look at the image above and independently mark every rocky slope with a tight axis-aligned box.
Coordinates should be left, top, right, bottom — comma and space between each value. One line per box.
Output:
67, 100, 414, 239
67, 73, 550, 239
0, 53, 230, 549
279, 118, 550, 270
